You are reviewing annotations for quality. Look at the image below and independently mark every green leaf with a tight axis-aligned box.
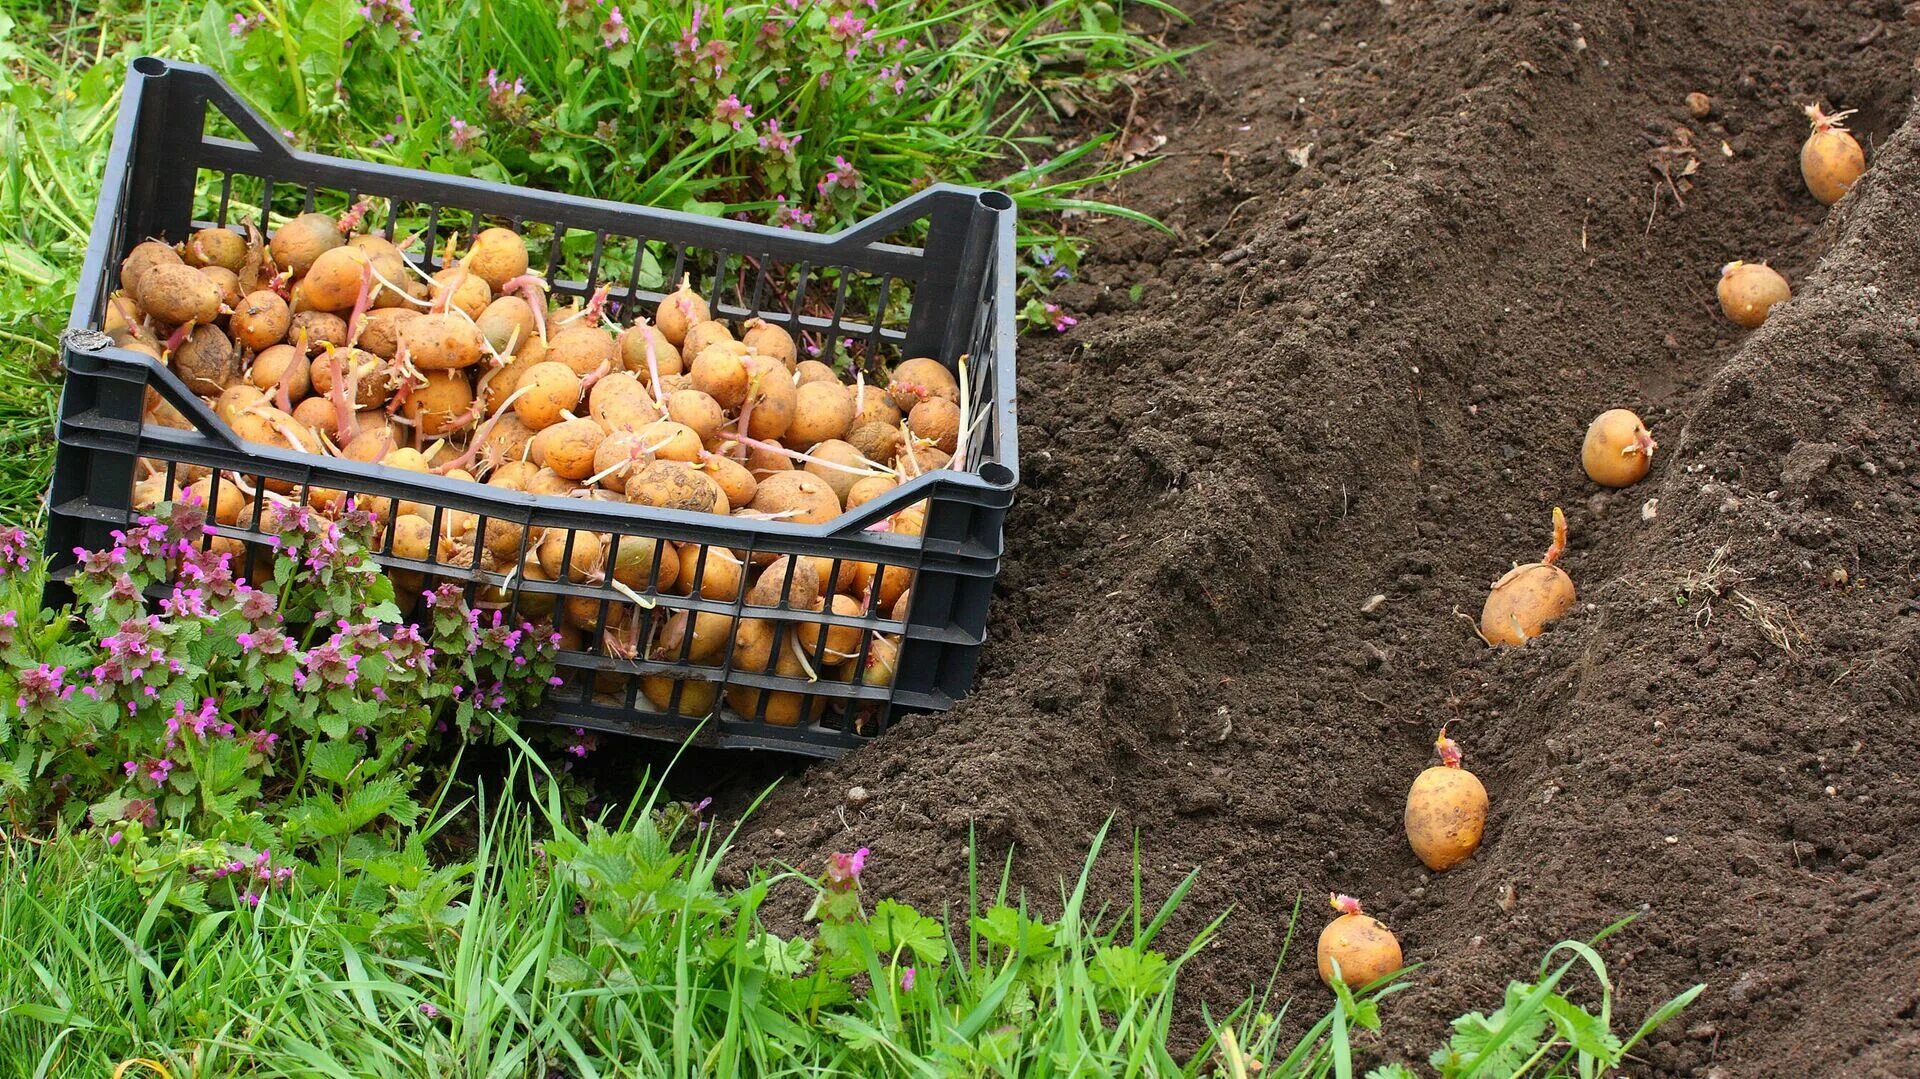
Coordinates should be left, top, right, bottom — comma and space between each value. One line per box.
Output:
306, 740, 365, 786
1366, 1067, 1420, 1079
1543, 994, 1622, 1061
868, 899, 947, 966
363, 600, 402, 624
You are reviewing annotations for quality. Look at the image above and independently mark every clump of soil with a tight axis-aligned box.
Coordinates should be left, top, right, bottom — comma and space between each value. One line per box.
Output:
710, 2, 1920, 1073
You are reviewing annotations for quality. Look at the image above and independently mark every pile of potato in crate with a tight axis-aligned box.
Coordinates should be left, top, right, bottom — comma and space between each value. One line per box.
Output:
106, 208, 975, 727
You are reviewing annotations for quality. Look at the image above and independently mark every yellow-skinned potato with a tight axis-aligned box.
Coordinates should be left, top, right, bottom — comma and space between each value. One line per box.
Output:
171, 324, 240, 396
388, 513, 435, 561
231, 290, 291, 352
609, 534, 676, 591
697, 453, 757, 509
270, 212, 343, 278
403, 370, 476, 439
477, 295, 539, 354
511, 361, 582, 430
654, 275, 710, 347
1480, 508, 1575, 647
625, 460, 729, 515
909, 396, 961, 455
1404, 731, 1488, 871
847, 421, 904, 467
537, 528, 603, 583
726, 684, 823, 728
636, 419, 704, 463
788, 380, 856, 447
1716, 261, 1789, 328
654, 609, 734, 664
200, 266, 243, 312
690, 341, 751, 410
801, 439, 868, 507
547, 324, 619, 376
591, 430, 652, 491
121, 240, 183, 306
214, 384, 269, 427
1580, 409, 1656, 488
357, 307, 422, 361
795, 359, 839, 386
618, 322, 682, 378
430, 266, 492, 321
184, 476, 247, 527
666, 389, 728, 445
288, 311, 348, 354
402, 312, 486, 370
741, 355, 795, 440
888, 357, 959, 410
525, 467, 575, 499
291, 395, 338, 432
301, 246, 371, 312
749, 471, 841, 524
142, 262, 224, 327
310, 348, 394, 409
641, 675, 717, 715
184, 226, 248, 272
532, 417, 605, 481
680, 320, 735, 368
674, 544, 745, 599
846, 474, 898, 510
465, 227, 530, 291
740, 317, 797, 371
1317, 895, 1401, 990
746, 555, 821, 612
1800, 104, 1865, 206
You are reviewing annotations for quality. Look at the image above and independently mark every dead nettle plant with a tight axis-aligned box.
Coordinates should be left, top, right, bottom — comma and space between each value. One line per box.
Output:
0, 499, 558, 911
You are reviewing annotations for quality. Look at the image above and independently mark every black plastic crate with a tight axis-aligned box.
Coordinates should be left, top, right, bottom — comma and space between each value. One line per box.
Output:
48, 57, 1019, 758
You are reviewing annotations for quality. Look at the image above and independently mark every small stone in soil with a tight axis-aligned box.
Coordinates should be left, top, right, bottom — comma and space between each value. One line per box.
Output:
846, 785, 871, 807
1360, 593, 1387, 616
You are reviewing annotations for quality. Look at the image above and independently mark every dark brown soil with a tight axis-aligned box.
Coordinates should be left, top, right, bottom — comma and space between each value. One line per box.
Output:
715, 2, 1920, 1074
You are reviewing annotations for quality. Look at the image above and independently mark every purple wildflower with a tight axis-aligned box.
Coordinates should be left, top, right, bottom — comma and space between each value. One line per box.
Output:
449, 117, 484, 152
758, 118, 801, 157
358, 0, 422, 42
824, 847, 869, 890
108, 832, 123, 847
600, 5, 629, 48
714, 93, 754, 131
419, 1002, 439, 1019
1044, 302, 1078, 333
901, 966, 916, 991
817, 155, 862, 196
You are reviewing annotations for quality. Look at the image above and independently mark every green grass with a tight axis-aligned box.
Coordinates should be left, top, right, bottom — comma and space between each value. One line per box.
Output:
0, 0, 1186, 526
1, 749, 1403, 1078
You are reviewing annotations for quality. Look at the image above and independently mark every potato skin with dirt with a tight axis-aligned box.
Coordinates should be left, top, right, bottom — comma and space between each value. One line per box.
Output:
1405, 766, 1488, 871
1580, 409, 1655, 488
1716, 261, 1790, 328
1317, 910, 1402, 989
1479, 563, 1575, 646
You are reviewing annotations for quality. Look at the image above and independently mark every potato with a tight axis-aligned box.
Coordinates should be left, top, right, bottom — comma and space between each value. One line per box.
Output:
666, 389, 727, 444
699, 453, 757, 508
247, 343, 309, 398
798, 594, 865, 663
355, 308, 419, 360
750, 471, 841, 524
402, 312, 485, 370
847, 421, 904, 466
844, 474, 897, 511
1801, 105, 1865, 206
430, 266, 492, 321
641, 675, 718, 715
908, 396, 960, 455
311, 348, 394, 409
104, 294, 145, 340
548, 324, 619, 376
1580, 409, 1657, 488
231, 290, 292, 352
801, 439, 867, 507
291, 395, 337, 431
730, 618, 779, 674
1405, 731, 1488, 871
141, 262, 224, 327
1317, 896, 1401, 990
200, 266, 243, 312
1716, 261, 1789, 328
689, 341, 751, 410
525, 467, 575, 499
745, 438, 794, 480
531, 417, 604, 480
388, 513, 435, 561
899, 442, 951, 477
788, 380, 855, 447
345, 234, 412, 306
214, 384, 268, 426
674, 544, 744, 599
636, 420, 703, 463
848, 559, 913, 612
184, 226, 248, 272
590, 430, 650, 491
680, 320, 735, 368
597, 397, 664, 438
740, 317, 797, 371
795, 359, 838, 386
625, 460, 728, 514
288, 310, 348, 354
1479, 509, 1575, 647
654, 276, 710, 346
270, 212, 343, 278
741, 355, 795, 440
403, 369, 476, 438
746, 555, 821, 612
596, 534, 668, 592
726, 684, 822, 728
889, 357, 958, 410
511, 361, 582, 429
121, 240, 182, 304
171, 324, 239, 395
184, 475, 246, 527
301, 245, 370, 313
466, 227, 530, 291
853, 383, 903, 431
617, 322, 682, 379
653, 609, 734, 665
858, 635, 900, 688
489, 459, 540, 491
537, 529, 603, 583
341, 424, 401, 463
476, 295, 538, 354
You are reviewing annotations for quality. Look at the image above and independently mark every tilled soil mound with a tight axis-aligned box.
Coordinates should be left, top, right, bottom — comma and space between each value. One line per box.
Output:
718, 2, 1920, 1073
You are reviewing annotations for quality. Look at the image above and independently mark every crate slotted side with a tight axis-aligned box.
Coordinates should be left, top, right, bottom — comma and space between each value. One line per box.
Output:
50, 58, 1019, 757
